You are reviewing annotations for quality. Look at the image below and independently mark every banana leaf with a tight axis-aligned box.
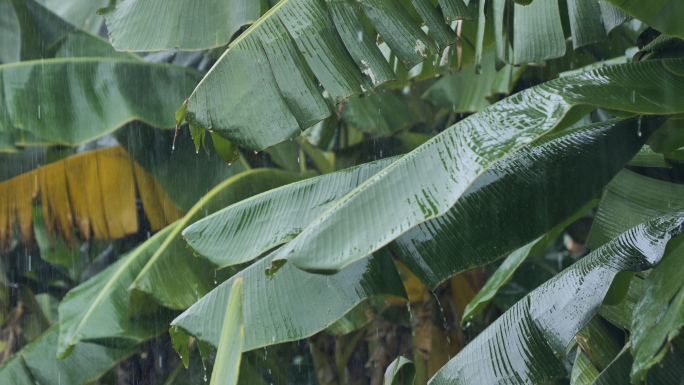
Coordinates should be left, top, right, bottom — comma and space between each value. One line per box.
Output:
0, 58, 202, 147
183, 157, 396, 267
428, 212, 684, 384
100, 0, 260, 52
171, 251, 407, 351
272, 59, 684, 275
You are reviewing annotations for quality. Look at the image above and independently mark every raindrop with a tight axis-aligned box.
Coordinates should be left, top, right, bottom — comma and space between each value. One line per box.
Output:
297, 157, 300, 164
272, 335, 276, 342
637, 115, 643, 137
203, 373, 207, 382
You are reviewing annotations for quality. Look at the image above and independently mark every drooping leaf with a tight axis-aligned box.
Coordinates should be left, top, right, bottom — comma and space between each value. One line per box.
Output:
510, 0, 566, 64
176, 0, 636, 151
172, 251, 407, 351
630, 236, 684, 383
567, 0, 611, 49
0, 146, 182, 251
56, 225, 176, 359
175, 0, 470, 151
274, 59, 684, 275
209, 277, 244, 385
428, 212, 684, 385
383, 356, 415, 385
410, 0, 458, 51
493, 0, 630, 65
183, 158, 396, 267
0, 58, 202, 147
358, 0, 438, 69
131, 169, 307, 310
605, 0, 684, 38
587, 169, 684, 249
100, 0, 260, 52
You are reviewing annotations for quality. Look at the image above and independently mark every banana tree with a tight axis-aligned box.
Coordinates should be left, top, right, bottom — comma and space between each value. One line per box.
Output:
1, 0, 684, 384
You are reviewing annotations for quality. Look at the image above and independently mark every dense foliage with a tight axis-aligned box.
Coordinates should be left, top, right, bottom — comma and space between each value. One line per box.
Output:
1, 0, 684, 384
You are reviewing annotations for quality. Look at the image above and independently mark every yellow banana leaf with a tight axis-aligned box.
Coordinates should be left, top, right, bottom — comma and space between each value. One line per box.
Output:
0, 146, 183, 251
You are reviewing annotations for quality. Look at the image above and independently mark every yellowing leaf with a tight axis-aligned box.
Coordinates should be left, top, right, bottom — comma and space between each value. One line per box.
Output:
0, 146, 183, 251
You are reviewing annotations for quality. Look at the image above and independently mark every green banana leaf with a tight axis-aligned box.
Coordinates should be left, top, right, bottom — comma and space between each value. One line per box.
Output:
384, 356, 415, 385
209, 277, 244, 385
56, 225, 176, 359
176, 0, 625, 151
171, 251, 407, 351
493, 0, 629, 65
100, 0, 260, 52
273, 59, 684, 275
131, 169, 307, 310
606, 0, 684, 38
0, 58, 202, 147
587, 169, 684, 249
630, 236, 684, 382
428, 212, 684, 385
0, 325, 135, 385
183, 157, 396, 267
